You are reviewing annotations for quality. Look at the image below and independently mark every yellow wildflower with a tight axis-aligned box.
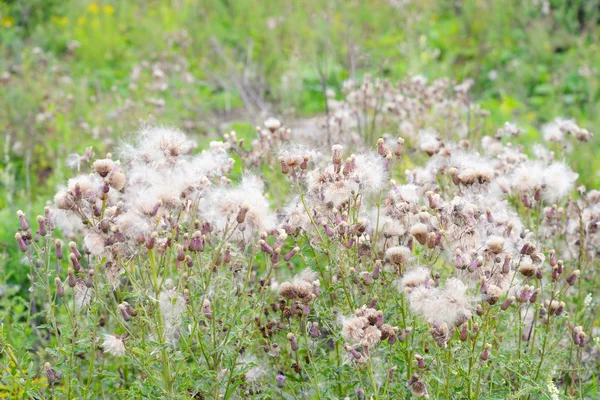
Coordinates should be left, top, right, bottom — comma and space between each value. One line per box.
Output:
88, 2, 100, 14
1, 17, 15, 28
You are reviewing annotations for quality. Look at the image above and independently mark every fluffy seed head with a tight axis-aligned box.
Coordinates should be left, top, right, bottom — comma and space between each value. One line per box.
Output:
386, 246, 411, 265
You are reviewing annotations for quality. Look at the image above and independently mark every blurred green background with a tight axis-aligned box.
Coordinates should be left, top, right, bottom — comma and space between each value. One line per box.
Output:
1, 0, 599, 283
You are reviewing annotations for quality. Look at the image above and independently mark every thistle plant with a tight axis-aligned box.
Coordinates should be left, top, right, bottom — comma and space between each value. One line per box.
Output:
2, 77, 598, 399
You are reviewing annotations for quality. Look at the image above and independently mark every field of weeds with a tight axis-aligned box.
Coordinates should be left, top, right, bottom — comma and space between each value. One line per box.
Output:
1, 1, 599, 399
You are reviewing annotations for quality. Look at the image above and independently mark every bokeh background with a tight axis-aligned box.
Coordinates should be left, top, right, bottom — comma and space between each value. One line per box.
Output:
1, 0, 599, 284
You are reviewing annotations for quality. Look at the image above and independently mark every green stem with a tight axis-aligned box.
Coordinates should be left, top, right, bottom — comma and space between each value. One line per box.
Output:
367, 359, 380, 400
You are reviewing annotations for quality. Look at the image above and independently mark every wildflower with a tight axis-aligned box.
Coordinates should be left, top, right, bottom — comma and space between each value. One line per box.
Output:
386, 246, 411, 265
86, 269, 96, 288
542, 119, 566, 143
201, 174, 275, 240
55, 239, 63, 259
93, 158, 115, 177
501, 296, 515, 311
511, 161, 577, 204
362, 325, 382, 348
278, 269, 319, 304
84, 231, 107, 256
69, 241, 82, 259
276, 373, 285, 388
101, 334, 126, 356
69, 253, 81, 271
415, 354, 426, 369
380, 324, 398, 344
17, 210, 29, 231
480, 343, 492, 361
54, 277, 65, 298
284, 247, 300, 262
341, 316, 366, 344
419, 130, 442, 156
529, 289, 539, 303
530, 251, 545, 265
497, 121, 522, 137
398, 267, 431, 292
352, 152, 388, 191
486, 285, 502, 305
202, 298, 213, 319
566, 269, 580, 285
323, 179, 359, 207
486, 236, 504, 254
331, 144, 344, 168
410, 223, 428, 245
408, 373, 429, 398
108, 170, 126, 190
15, 233, 27, 252
545, 300, 566, 315
408, 278, 472, 327
74, 278, 93, 311
310, 322, 320, 337
287, 333, 299, 351
118, 304, 131, 322
43, 363, 62, 385
542, 162, 578, 203
122, 126, 196, 165
518, 261, 536, 278
344, 343, 364, 363
264, 118, 282, 132
398, 327, 412, 342
67, 268, 76, 288
36, 215, 47, 236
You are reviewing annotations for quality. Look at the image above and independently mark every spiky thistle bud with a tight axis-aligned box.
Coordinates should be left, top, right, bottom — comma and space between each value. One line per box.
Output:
17, 210, 29, 231
67, 268, 76, 288
119, 304, 131, 322
566, 270, 580, 285
259, 239, 274, 254
501, 296, 515, 311
69, 241, 81, 259
15, 233, 27, 252
344, 343, 362, 361
55, 239, 63, 259
284, 247, 300, 262
372, 260, 381, 279
287, 333, 299, 351
236, 204, 249, 224
415, 354, 426, 369
54, 277, 65, 298
36, 215, 47, 237
202, 298, 213, 319
331, 145, 344, 173
310, 322, 320, 337
123, 302, 137, 317
480, 343, 492, 361
86, 269, 94, 288
44, 362, 61, 385
69, 253, 81, 271
394, 137, 405, 158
